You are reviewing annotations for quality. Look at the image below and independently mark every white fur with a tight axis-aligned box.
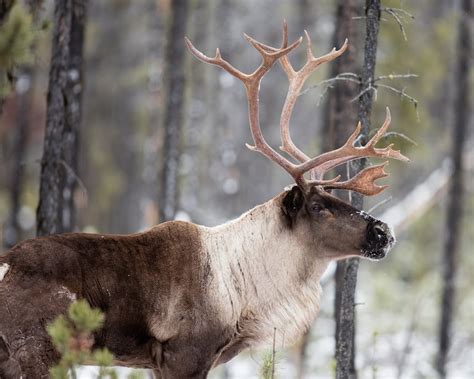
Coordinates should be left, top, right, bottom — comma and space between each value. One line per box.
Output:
200, 195, 330, 348
57, 285, 77, 302
0, 263, 10, 282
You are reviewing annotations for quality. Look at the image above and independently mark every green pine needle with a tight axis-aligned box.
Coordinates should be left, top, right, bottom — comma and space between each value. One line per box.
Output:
0, 4, 35, 69
68, 299, 104, 332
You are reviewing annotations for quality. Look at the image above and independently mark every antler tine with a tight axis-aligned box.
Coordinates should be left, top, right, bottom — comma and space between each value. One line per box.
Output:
301, 33, 349, 76
185, 22, 302, 88
323, 162, 390, 196
184, 38, 248, 81
278, 33, 349, 171
297, 108, 409, 177
243, 33, 302, 82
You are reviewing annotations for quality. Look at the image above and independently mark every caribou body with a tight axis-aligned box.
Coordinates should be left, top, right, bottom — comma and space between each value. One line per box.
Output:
0, 187, 394, 378
0, 23, 407, 379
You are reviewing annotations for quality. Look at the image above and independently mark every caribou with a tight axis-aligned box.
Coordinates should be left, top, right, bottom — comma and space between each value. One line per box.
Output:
0, 23, 408, 379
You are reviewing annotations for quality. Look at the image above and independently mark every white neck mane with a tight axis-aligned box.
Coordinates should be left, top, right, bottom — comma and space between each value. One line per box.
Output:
200, 193, 330, 347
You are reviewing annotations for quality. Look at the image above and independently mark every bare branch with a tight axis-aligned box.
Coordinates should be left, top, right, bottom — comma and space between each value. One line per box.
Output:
350, 83, 375, 102
367, 196, 392, 213
384, 8, 408, 41
382, 7, 415, 41
382, 7, 415, 20
375, 131, 418, 146
299, 73, 361, 97
374, 73, 418, 82
59, 159, 88, 204
376, 83, 419, 115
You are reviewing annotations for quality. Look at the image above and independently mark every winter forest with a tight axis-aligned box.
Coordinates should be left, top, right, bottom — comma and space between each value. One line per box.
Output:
0, 0, 472, 378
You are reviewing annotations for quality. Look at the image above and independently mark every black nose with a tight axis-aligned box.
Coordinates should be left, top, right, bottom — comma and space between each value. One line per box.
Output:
367, 221, 392, 248
363, 220, 395, 260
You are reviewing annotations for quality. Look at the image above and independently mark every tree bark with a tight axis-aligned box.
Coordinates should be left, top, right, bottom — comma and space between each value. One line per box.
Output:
334, 1, 380, 378
62, 1, 86, 232
36, 0, 87, 236
159, 0, 189, 222
436, 0, 472, 377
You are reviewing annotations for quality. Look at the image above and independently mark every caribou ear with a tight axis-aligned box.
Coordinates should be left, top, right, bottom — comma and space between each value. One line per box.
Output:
282, 185, 305, 228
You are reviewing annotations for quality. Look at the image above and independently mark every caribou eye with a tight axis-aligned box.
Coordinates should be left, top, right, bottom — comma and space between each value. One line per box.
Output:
311, 204, 324, 213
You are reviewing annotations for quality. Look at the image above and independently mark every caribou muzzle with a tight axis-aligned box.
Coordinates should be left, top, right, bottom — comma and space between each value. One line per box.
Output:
362, 219, 395, 260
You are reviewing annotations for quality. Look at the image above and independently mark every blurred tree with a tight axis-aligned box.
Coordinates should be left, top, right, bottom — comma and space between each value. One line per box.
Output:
0, 0, 14, 99
213, 0, 240, 217
0, 2, 35, 116
291, 1, 361, 377
437, 0, 472, 377
0, 0, 15, 114
36, 0, 87, 236
295, 5, 334, 379
320, 1, 362, 378
298, 0, 311, 29
79, 1, 154, 234
3, 72, 32, 247
159, 0, 189, 222
0, 0, 13, 21
61, 0, 86, 233
333, 0, 380, 378
4, 2, 44, 247
181, 0, 210, 220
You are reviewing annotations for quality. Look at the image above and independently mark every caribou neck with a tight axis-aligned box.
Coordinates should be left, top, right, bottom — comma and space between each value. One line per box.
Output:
202, 192, 330, 345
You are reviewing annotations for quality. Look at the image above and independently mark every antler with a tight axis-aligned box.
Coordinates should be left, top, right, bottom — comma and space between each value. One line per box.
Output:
186, 23, 334, 187
299, 107, 409, 181
185, 23, 409, 196
257, 23, 349, 166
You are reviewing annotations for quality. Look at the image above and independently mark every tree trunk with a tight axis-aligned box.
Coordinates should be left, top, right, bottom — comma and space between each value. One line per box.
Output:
61, 1, 86, 232
298, 0, 312, 30
436, 0, 471, 377
3, 70, 33, 247
159, 0, 189, 222
334, 1, 380, 378
181, 0, 210, 219
3, 2, 45, 247
292, 1, 360, 378
36, 0, 87, 236
0, 0, 13, 22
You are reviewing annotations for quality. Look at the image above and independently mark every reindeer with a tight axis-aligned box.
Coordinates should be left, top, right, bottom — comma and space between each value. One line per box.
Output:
0, 23, 408, 379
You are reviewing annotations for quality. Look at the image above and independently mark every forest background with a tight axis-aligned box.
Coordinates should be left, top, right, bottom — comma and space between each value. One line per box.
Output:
0, 0, 472, 378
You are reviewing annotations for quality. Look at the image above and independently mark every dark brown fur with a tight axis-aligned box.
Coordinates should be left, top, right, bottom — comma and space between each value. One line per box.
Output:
0, 222, 229, 378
